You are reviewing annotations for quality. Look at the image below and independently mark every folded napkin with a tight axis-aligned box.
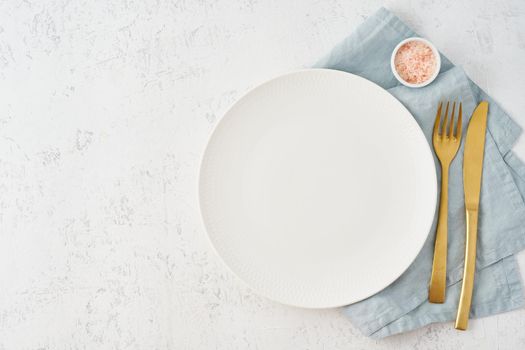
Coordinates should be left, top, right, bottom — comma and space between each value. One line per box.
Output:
315, 7, 525, 338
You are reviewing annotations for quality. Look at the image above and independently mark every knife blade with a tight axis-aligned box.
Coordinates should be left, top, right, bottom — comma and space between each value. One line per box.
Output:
455, 101, 488, 330
463, 101, 488, 212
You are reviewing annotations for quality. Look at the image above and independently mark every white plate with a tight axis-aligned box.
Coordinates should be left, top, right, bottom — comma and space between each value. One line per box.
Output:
199, 69, 437, 308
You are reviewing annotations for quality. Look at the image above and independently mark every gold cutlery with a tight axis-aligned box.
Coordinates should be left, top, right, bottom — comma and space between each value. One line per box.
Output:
429, 101, 463, 303
455, 101, 489, 330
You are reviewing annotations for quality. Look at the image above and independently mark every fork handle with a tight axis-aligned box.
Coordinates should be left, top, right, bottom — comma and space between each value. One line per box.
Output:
455, 209, 479, 330
428, 164, 449, 303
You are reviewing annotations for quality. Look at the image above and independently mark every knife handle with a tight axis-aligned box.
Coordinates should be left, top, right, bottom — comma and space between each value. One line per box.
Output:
429, 166, 449, 303
455, 209, 479, 330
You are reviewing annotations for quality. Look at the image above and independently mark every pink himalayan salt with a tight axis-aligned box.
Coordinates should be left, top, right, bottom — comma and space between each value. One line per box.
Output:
394, 40, 437, 84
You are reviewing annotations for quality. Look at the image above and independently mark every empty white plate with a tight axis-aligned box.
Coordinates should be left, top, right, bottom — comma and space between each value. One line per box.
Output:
199, 69, 437, 308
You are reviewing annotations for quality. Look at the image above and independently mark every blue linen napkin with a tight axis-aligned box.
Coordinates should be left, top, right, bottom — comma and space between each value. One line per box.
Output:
315, 7, 525, 338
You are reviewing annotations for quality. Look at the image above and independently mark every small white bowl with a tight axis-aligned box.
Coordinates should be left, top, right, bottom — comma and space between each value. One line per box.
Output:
391, 37, 441, 88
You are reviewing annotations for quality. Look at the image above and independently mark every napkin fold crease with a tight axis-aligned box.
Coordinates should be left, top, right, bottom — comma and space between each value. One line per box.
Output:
315, 7, 525, 338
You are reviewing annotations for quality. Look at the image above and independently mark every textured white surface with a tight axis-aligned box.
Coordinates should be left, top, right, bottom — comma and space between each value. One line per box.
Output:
1, 0, 524, 349
200, 69, 437, 308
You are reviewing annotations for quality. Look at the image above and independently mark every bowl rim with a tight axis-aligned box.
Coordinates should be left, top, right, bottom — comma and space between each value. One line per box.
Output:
390, 37, 441, 88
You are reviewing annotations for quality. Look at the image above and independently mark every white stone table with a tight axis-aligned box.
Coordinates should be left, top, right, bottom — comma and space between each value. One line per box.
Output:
1, 0, 524, 349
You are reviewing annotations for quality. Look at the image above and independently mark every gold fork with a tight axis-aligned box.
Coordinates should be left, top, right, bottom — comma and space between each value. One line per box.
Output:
429, 101, 463, 303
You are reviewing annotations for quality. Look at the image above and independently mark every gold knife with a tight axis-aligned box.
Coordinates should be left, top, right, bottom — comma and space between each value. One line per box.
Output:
455, 101, 489, 330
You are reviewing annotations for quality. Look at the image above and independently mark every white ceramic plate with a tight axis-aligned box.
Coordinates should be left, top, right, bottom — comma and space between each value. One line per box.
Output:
199, 69, 437, 308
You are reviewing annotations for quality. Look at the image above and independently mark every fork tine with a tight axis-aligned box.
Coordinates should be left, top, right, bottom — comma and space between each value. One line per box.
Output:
455, 102, 463, 139
448, 102, 456, 137
442, 101, 450, 138
433, 102, 443, 137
